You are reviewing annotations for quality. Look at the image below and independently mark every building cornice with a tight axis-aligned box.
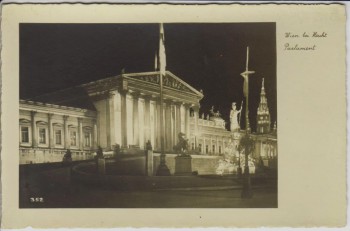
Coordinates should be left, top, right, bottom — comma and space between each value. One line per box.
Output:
20, 100, 97, 118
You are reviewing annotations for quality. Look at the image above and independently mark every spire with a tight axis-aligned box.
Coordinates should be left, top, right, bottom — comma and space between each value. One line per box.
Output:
256, 78, 271, 134
260, 78, 266, 96
262, 78, 265, 90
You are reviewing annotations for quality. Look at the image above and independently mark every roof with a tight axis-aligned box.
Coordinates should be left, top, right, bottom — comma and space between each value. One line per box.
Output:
24, 70, 204, 109
26, 86, 97, 111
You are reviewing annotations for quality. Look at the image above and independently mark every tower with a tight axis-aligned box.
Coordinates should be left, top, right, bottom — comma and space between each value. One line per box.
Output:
256, 78, 271, 134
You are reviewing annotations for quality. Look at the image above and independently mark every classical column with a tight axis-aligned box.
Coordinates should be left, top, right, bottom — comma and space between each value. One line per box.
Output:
78, 118, 83, 151
222, 137, 225, 154
165, 101, 172, 151
48, 113, 53, 149
193, 105, 199, 149
30, 111, 37, 148
63, 115, 69, 149
132, 93, 140, 146
155, 99, 161, 150
105, 95, 111, 150
144, 96, 151, 147
203, 138, 206, 154
92, 119, 98, 150
120, 90, 128, 148
108, 91, 116, 148
185, 105, 191, 139
175, 103, 181, 145
171, 103, 176, 148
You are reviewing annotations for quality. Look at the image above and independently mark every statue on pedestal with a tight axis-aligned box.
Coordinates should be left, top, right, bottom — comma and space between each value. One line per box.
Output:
173, 132, 189, 156
230, 102, 242, 132
210, 106, 221, 118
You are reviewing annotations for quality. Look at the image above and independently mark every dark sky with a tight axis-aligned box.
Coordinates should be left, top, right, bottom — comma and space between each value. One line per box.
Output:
20, 23, 276, 132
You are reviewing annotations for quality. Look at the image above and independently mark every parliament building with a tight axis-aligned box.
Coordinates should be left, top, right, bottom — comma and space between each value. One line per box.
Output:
19, 24, 277, 166
19, 70, 277, 165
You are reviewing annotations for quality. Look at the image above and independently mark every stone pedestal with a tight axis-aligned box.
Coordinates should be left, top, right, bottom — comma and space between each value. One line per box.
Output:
156, 154, 171, 176
97, 158, 106, 175
175, 155, 192, 176
146, 150, 153, 176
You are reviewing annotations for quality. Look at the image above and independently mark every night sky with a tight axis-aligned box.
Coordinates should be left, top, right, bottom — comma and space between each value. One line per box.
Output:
20, 23, 276, 132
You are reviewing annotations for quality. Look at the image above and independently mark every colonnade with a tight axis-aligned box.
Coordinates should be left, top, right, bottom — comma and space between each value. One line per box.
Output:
28, 110, 97, 150
103, 90, 199, 152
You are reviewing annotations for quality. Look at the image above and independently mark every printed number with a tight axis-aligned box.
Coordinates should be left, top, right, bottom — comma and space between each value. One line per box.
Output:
30, 197, 44, 203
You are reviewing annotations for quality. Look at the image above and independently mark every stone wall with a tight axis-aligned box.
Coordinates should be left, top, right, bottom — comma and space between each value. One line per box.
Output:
153, 153, 222, 175
19, 148, 94, 164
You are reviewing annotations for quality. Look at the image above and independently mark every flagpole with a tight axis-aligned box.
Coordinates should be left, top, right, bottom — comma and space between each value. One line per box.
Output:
156, 23, 170, 176
240, 46, 254, 198
245, 47, 251, 133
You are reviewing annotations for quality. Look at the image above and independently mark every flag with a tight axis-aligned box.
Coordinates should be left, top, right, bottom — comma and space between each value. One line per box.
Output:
159, 23, 166, 76
242, 74, 248, 97
154, 51, 158, 71
240, 47, 254, 98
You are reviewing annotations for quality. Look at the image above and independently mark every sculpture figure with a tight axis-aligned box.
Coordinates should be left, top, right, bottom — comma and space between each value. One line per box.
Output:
173, 132, 189, 155
210, 106, 222, 118
230, 102, 242, 132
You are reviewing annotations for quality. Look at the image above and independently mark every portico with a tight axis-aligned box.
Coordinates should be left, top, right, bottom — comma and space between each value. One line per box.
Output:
82, 70, 204, 152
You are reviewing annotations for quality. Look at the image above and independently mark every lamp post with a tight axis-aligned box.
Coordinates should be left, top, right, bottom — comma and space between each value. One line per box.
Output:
240, 47, 254, 198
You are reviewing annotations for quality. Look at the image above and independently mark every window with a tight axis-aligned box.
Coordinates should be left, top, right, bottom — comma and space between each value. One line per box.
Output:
55, 130, 62, 145
70, 130, 77, 146
198, 144, 202, 152
219, 146, 222, 154
84, 131, 91, 147
205, 145, 209, 154
191, 143, 194, 150
21, 126, 29, 143
212, 145, 215, 154
39, 128, 46, 144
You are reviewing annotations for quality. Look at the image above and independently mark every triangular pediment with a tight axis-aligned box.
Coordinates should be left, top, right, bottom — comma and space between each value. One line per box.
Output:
125, 71, 203, 97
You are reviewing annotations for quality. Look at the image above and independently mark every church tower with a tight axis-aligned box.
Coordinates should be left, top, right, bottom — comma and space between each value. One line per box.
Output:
256, 78, 271, 134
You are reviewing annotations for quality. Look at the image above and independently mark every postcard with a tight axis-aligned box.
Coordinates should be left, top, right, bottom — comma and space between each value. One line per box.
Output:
0, 3, 346, 228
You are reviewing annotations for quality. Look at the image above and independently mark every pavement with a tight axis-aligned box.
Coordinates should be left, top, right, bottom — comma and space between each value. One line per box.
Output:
19, 164, 277, 208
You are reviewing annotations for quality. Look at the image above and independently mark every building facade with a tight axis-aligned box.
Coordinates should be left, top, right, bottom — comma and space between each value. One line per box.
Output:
19, 71, 277, 165
19, 100, 97, 164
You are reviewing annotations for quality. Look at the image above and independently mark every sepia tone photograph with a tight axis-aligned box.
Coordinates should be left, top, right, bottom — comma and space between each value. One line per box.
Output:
18, 23, 277, 208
